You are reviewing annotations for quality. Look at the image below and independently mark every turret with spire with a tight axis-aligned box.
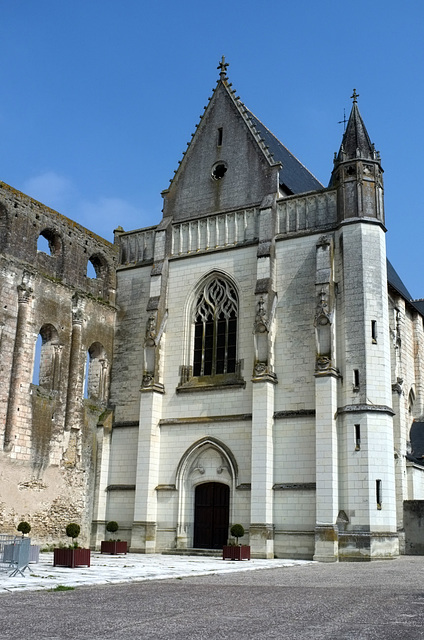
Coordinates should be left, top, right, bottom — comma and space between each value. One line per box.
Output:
330, 90, 384, 225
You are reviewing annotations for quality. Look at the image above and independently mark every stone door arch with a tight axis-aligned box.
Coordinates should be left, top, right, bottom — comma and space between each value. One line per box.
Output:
175, 437, 238, 550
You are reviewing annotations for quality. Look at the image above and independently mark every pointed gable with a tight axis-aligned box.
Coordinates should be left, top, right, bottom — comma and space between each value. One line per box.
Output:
162, 61, 323, 222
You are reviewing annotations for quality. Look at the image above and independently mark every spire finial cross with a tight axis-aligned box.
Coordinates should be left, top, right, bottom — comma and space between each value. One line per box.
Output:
338, 108, 347, 131
218, 55, 229, 77
351, 88, 359, 104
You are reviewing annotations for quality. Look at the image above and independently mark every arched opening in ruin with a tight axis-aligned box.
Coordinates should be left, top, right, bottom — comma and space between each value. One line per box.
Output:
37, 229, 61, 256
84, 342, 109, 403
32, 324, 61, 390
86, 253, 109, 280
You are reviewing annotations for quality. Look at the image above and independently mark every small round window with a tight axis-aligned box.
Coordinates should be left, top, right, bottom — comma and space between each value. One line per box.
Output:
211, 162, 227, 180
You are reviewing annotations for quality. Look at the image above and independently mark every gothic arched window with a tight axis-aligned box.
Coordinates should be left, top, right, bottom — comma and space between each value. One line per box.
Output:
84, 342, 109, 404
193, 277, 238, 377
32, 324, 61, 391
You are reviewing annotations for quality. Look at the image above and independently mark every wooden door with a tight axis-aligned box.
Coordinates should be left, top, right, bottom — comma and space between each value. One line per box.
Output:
193, 483, 229, 549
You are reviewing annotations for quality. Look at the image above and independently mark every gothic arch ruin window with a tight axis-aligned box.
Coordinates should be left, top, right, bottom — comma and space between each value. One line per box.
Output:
84, 342, 109, 404
32, 324, 61, 390
86, 253, 108, 280
86, 252, 111, 300
37, 229, 62, 256
193, 275, 238, 377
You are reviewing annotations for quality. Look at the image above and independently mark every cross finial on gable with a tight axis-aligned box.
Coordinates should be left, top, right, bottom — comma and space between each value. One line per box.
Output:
351, 88, 359, 104
218, 55, 229, 77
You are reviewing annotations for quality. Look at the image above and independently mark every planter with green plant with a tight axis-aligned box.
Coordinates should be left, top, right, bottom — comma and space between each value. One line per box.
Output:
100, 521, 128, 555
53, 523, 90, 568
223, 524, 250, 561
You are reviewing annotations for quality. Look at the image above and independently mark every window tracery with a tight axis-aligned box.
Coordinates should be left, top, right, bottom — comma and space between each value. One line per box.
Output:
193, 277, 238, 377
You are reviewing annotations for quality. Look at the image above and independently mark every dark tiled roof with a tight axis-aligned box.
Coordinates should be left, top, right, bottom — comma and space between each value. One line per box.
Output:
387, 259, 413, 301
246, 111, 324, 195
412, 299, 424, 315
387, 259, 424, 317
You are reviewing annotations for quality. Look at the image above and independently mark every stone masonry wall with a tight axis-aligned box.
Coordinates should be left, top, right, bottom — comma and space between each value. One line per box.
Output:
0, 182, 117, 546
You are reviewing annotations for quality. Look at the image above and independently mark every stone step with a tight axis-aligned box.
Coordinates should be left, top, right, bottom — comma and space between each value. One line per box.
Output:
161, 548, 222, 557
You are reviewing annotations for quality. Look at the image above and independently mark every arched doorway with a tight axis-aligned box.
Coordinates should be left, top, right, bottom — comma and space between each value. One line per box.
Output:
193, 482, 229, 549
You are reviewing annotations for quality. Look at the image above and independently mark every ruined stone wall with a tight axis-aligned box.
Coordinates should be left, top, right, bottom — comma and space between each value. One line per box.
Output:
0, 182, 117, 546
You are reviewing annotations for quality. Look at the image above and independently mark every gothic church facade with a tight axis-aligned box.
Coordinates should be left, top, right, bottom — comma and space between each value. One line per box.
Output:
1, 61, 424, 561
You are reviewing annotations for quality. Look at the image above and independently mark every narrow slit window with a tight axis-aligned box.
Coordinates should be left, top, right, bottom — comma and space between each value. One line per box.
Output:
376, 479, 382, 509
353, 369, 360, 389
355, 424, 361, 450
371, 320, 377, 343
217, 127, 223, 146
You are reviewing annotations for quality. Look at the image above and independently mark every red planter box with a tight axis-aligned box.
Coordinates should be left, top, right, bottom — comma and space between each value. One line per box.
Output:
100, 540, 128, 555
223, 545, 251, 561
53, 548, 90, 568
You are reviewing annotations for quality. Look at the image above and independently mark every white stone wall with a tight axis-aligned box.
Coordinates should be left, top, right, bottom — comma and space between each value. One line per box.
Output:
274, 235, 317, 412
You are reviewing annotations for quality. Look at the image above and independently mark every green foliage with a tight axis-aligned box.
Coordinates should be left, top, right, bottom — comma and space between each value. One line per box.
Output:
106, 520, 119, 533
50, 585, 75, 592
230, 524, 245, 544
17, 521, 31, 536
66, 523, 81, 540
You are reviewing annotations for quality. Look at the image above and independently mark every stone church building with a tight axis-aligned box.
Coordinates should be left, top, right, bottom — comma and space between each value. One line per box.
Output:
1, 60, 424, 561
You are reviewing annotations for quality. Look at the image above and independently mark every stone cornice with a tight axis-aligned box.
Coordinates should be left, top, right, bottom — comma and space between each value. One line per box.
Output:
336, 404, 394, 417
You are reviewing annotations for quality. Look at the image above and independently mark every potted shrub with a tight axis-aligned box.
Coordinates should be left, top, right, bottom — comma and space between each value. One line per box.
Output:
17, 521, 40, 563
101, 521, 128, 555
53, 523, 90, 568
17, 521, 31, 536
223, 524, 250, 561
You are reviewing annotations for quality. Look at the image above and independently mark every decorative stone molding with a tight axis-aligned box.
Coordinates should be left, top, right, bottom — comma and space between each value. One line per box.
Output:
106, 484, 136, 492
159, 413, 251, 426
253, 296, 268, 333
392, 377, 404, 395
141, 309, 168, 391
273, 483, 316, 490
17, 271, 34, 303
336, 404, 395, 416
274, 410, 315, 419
71, 293, 85, 325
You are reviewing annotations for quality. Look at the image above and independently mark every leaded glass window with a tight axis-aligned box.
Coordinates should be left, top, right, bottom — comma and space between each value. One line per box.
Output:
193, 277, 238, 376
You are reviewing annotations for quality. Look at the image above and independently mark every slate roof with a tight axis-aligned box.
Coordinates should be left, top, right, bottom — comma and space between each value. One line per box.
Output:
387, 259, 413, 301
387, 259, 424, 316
246, 110, 324, 195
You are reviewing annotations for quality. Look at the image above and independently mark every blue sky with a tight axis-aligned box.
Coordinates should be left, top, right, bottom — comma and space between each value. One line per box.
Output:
2, 1, 423, 297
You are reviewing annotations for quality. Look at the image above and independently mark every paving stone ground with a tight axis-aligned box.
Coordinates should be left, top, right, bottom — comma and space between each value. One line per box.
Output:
0, 551, 310, 593
1, 556, 424, 639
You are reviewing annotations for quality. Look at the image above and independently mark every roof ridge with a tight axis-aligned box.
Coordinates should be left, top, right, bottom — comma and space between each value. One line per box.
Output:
245, 109, 324, 188
221, 82, 279, 167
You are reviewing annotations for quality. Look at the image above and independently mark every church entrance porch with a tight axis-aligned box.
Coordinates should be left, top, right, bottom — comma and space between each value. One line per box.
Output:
193, 482, 229, 549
